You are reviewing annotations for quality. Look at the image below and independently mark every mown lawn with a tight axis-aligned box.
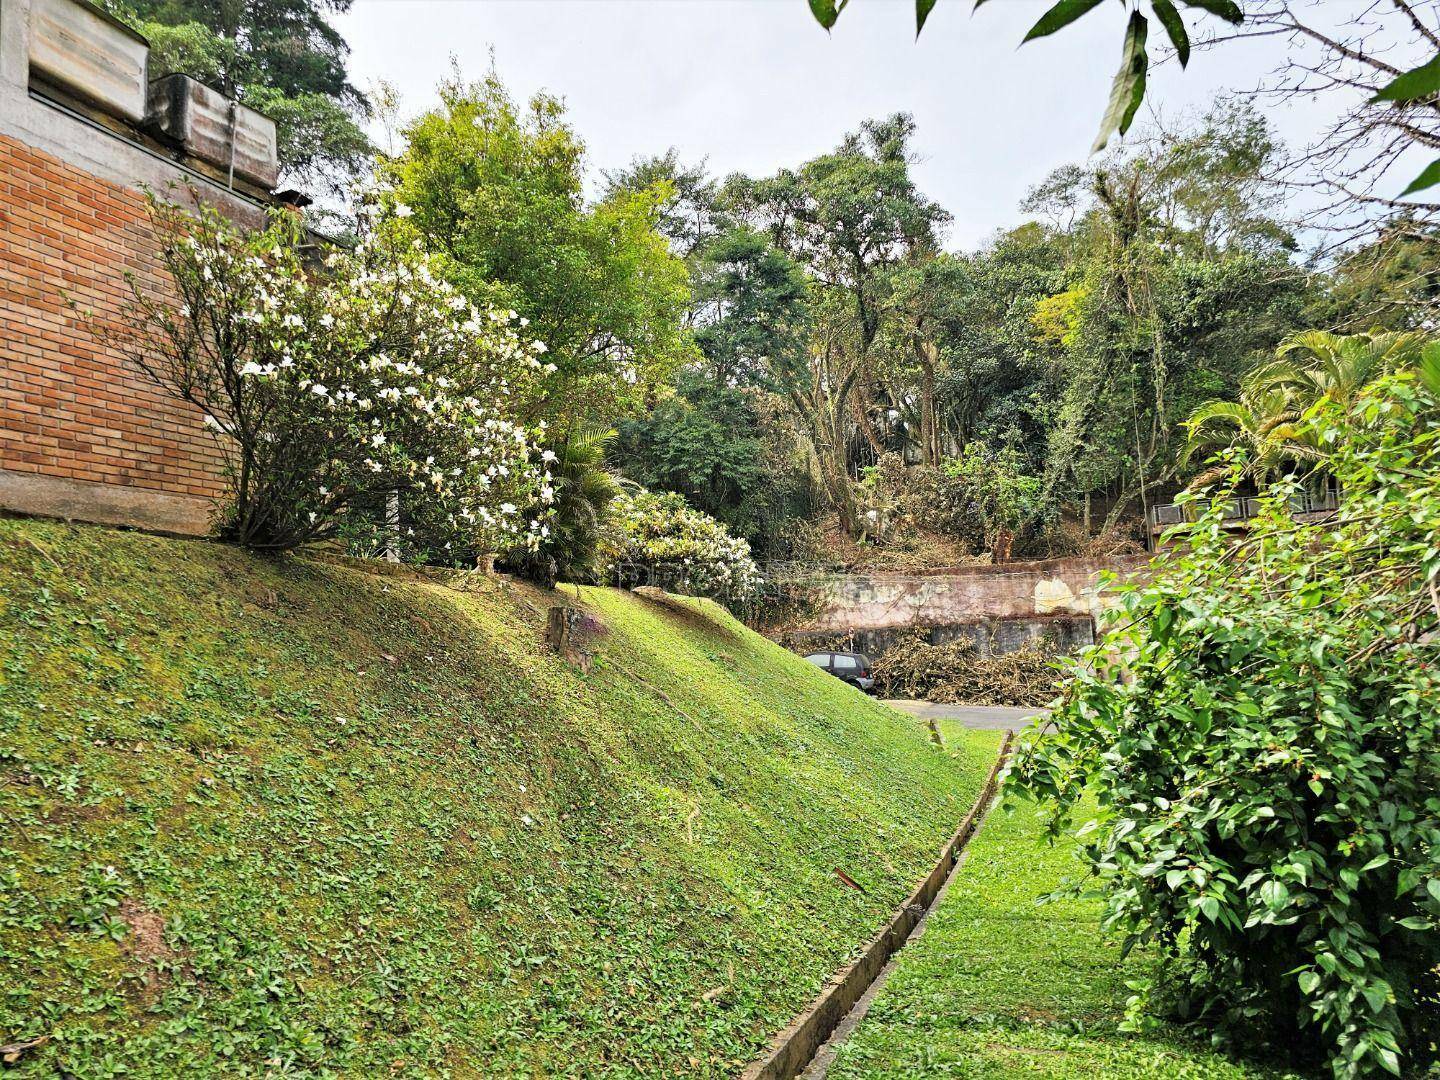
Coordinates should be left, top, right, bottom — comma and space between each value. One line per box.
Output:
827, 730, 1306, 1080
0, 518, 992, 1078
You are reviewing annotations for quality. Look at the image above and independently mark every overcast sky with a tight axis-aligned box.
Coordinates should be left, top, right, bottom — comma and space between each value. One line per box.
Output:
333, 0, 1332, 250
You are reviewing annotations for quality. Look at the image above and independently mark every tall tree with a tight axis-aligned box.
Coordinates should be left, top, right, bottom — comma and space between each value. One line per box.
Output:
726, 113, 949, 534
382, 71, 695, 432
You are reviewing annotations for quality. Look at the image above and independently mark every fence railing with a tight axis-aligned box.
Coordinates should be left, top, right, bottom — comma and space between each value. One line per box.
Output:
1148, 489, 1339, 530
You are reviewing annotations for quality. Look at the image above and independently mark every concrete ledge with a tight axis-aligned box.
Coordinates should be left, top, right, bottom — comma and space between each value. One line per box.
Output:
741, 730, 1015, 1080
0, 467, 214, 535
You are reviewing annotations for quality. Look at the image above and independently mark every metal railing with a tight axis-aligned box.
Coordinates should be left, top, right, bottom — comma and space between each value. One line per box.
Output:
1148, 489, 1339, 530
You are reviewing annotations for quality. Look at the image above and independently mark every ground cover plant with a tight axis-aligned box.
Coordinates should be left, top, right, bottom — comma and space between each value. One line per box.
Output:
828, 738, 1299, 1079
1009, 365, 1440, 1078
0, 518, 991, 1077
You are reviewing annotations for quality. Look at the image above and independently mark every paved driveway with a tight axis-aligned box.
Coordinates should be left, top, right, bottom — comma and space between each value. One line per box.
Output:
883, 699, 1046, 731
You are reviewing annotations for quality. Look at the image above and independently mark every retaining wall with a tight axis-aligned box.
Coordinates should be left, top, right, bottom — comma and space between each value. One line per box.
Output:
802, 555, 1152, 633
784, 614, 1096, 662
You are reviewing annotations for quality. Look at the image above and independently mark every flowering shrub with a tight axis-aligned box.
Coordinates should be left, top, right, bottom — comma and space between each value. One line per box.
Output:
103, 194, 553, 552
602, 489, 760, 599
1007, 364, 1440, 1078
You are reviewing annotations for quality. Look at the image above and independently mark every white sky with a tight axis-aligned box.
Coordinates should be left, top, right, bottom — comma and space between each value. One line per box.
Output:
333, 0, 1334, 250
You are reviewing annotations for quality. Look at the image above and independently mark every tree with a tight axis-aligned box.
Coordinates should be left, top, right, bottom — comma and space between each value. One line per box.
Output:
725, 114, 949, 535
1198, 1, 1440, 239
1312, 224, 1440, 332
1016, 102, 1309, 527
92, 195, 549, 553
382, 71, 695, 432
112, 0, 371, 195
603, 150, 720, 260
1179, 385, 1309, 485
689, 225, 811, 388
1255, 330, 1434, 409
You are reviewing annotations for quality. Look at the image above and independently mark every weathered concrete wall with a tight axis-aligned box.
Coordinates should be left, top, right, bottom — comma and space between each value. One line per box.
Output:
802, 555, 1152, 633
0, 0, 274, 535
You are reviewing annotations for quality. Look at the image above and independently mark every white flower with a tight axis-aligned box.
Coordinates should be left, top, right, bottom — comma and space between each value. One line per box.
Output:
310, 384, 329, 396
394, 203, 414, 218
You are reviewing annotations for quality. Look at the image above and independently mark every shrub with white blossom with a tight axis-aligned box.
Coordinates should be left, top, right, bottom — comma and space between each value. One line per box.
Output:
102, 194, 554, 552
602, 488, 760, 599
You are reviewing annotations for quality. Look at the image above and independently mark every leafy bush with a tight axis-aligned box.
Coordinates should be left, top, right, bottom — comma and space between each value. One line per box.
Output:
1008, 367, 1440, 1078
99, 194, 551, 553
855, 446, 1049, 558
601, 489, 761, 600
505, 427, 621, 587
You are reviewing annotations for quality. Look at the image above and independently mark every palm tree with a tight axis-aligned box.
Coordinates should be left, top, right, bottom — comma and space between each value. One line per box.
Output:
1247, 330, 1431, 410
519, 426, 622, 588
1179, 385, 1317, 486
1181, 330, 1431, 486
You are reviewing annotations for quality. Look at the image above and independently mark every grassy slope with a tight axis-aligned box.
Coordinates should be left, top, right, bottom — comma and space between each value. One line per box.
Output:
0, 518, 993, 1078
829, 731, 1304, 1080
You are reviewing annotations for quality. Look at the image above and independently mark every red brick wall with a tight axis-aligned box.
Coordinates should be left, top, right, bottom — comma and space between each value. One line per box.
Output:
0, 131, 226, 506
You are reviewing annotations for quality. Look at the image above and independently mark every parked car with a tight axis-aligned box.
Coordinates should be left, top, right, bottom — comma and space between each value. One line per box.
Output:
803, 651, 875, 693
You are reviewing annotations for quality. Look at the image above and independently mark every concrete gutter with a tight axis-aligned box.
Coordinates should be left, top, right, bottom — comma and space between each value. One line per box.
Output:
739, 730, 1015, 1080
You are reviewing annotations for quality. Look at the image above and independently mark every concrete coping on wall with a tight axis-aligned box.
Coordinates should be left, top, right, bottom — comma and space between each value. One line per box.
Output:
740, 730, 1015, 1080
820, 553, 1154, 580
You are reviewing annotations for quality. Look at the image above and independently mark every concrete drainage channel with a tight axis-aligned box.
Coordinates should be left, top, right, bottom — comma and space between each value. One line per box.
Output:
740, 730, 1015, 1080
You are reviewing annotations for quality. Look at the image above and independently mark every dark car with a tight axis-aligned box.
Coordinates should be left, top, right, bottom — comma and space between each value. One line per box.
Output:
803, 651, 875, 693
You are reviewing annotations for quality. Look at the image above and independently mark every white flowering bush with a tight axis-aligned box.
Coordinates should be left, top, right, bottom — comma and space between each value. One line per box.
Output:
602, 489, 760, 599
107, 194, 554, 552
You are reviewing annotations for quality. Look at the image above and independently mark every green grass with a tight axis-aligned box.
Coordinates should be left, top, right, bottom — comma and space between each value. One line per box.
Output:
0, 518, 994, 1078
827, 740, 1305, 1080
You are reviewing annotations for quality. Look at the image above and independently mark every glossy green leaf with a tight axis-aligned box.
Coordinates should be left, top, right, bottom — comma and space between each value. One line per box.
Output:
1399, 156, 1440, 197
1370, 52, 1440, 103
917, 0, 940, 35
1022, 0, 1107, 43
808, 0, 839, 30
1363, 982, 1390, 1014
1181, 0, 1242, 24
1418, 342, 1440, 395
1092, 10, 1149, 153
1151, 0, 1190, 67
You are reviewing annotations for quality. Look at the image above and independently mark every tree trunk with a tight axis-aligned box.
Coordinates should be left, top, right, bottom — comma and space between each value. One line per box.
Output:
916, 339, 940, 466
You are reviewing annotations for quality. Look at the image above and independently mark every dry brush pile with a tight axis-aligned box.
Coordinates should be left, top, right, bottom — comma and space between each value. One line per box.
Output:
871, 632, 1061, 707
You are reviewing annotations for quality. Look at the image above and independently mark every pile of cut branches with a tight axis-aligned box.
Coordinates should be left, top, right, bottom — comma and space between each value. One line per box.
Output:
872, 632, 1060, 707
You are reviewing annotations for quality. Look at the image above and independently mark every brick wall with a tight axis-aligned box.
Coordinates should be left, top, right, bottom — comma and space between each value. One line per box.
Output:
0, 130, 227, 530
